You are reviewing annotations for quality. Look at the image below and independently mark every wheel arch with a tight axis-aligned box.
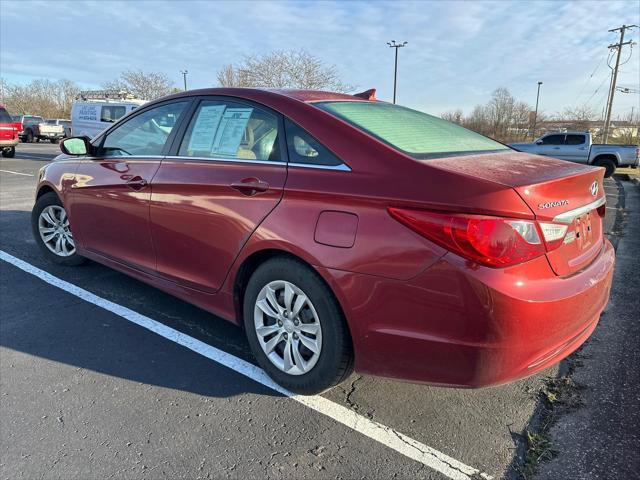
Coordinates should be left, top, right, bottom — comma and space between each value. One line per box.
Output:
232, 248, 353, 347
36, 183, 58, 201
592, 153, 619, 166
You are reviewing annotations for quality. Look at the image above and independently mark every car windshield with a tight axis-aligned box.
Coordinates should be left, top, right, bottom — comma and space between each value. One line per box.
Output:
316, 101, 509, 159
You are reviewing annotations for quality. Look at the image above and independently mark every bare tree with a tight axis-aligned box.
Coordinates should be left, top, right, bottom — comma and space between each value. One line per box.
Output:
614, 110, 639, 145
0, 78, 80, 118
438, 88, 534, 142
103, 70, 174, 100
440, 109, 464, 125
217, 50, 353, 92
558, 104, 596, 131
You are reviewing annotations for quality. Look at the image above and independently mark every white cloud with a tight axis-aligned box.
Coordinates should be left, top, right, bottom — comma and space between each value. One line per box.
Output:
1, 0, 637, 117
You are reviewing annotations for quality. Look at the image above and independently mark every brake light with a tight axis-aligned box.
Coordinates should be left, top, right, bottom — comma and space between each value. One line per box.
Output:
389, 207, 579, 268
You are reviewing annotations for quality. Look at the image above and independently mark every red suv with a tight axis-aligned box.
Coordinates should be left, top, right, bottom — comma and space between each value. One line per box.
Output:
0, 105, 20, 158
32, 88, 614, 394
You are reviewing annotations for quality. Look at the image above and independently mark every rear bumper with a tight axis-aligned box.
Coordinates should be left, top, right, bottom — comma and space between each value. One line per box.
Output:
37, 132, 64, 139
0, 139, 18, 147
323, 238, 615, 387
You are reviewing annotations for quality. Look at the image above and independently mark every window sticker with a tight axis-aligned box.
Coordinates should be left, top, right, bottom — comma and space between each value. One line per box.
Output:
212, 108, 253, 157
187, 104, 226, 152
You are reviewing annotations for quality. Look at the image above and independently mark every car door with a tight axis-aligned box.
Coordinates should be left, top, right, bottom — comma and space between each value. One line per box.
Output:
68, 100, 190, 272
563, 134, 589, 163
149, 97, 287, 293
537, 133, 566, 158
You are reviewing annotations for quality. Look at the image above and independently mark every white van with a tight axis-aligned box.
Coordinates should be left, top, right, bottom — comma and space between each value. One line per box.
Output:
70, 91, 146, 139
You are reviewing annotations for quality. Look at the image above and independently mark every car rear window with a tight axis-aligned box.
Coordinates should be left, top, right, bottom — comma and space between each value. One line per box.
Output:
0, 107, 13, 123
315, 101, 509, 159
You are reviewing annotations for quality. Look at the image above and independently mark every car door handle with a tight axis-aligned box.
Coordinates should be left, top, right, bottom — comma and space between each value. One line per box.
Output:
553, 147, 561, 149
126, 176, 148, 190
230, 178, 269, 196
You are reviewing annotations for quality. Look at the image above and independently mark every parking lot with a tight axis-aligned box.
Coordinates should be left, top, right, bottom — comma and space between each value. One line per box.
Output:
1, 143, 639, 479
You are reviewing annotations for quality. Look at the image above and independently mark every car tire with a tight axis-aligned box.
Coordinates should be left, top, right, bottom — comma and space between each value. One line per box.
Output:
1, 146, 15, 158
594, 158, 616, 178
243, 257, 353, 395
34, 136, 40, 143
31, 192, 86, 266
51, 138, 59, 144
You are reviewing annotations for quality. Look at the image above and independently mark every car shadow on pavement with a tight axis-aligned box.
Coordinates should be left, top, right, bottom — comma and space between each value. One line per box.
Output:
0, 211, 280, 400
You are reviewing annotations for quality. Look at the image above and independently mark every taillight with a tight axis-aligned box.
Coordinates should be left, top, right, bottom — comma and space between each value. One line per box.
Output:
538, 222, 568, 250
388, 208, 575, 268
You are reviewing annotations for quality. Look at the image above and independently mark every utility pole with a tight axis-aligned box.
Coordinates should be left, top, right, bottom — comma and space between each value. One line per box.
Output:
531, 81, 543, 138
180, 70, 188, 91
387, 40, 407, 103
603, 24, 637, 143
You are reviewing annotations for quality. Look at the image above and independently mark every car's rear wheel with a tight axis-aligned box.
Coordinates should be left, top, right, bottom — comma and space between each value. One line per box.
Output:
31, 192, 85, 266
243, 257, 353, 394
1, 146, 15, 158
594, 158, 616, 177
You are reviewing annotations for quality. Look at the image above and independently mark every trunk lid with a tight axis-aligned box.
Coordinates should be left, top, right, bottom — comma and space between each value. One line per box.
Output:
428, 151, 606, 275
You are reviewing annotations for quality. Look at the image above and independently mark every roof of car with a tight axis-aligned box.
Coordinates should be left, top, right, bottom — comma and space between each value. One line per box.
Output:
168, 87, 374, 104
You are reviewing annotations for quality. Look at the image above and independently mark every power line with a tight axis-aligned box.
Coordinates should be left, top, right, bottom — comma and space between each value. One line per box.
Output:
573, 53, 609, 105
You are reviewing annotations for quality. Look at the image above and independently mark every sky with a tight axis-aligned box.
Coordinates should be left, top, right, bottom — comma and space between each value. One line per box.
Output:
1, 0, 638, 118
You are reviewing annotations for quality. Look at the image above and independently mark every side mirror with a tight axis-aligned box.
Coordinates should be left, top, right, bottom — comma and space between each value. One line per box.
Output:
60, 136, 92, 156
535, 140, 543, 145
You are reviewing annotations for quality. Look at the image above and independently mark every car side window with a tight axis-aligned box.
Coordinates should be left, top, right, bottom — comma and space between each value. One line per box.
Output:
100, 101, 188, 157
284, 119, 343, 167
101, 106, 127, 123
541, 134, 565, 145
178, 100, 281, 162
565, 134, 586, 145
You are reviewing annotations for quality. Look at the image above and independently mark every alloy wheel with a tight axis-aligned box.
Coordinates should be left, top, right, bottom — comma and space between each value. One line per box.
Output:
38, 205, 76, 257
254, 280, 323, 376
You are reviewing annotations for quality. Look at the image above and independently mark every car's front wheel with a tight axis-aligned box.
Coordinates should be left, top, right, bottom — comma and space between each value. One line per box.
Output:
243, 257, 353, 394
31, 192, 85, 266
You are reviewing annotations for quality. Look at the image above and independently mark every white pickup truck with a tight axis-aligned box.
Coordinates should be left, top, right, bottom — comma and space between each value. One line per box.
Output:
510, 132, 639, 177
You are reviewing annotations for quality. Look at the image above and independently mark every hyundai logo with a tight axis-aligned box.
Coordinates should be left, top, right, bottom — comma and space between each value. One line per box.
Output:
590, 181, 599, 197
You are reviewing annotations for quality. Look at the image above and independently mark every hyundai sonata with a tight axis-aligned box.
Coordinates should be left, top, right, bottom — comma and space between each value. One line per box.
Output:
32, 88, 614, 394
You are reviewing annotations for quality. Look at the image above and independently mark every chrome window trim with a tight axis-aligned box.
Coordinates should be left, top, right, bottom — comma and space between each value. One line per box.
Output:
552, 196, 606, 224
163, 156, 285, 166
162, 156, 351, 171
288, 162, 351, 171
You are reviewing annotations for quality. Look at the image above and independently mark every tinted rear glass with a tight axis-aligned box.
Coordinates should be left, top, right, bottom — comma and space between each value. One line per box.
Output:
0, 107, 11, 123
316, 101, 509, 159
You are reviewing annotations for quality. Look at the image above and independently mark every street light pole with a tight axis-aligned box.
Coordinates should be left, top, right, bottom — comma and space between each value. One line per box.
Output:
180, 70, 188, 91
387, 40, 407, 104
531, 81, 543, 138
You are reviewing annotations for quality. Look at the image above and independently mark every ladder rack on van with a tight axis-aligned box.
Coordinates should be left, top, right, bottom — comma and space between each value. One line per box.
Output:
76, 90, 138, 101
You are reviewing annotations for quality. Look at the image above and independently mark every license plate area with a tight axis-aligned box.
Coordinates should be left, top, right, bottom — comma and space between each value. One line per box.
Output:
571, 211, 594, 251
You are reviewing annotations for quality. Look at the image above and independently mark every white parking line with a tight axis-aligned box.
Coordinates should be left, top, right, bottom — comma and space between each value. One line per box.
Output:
0, 249, 490, 480
0, 169, 35, 177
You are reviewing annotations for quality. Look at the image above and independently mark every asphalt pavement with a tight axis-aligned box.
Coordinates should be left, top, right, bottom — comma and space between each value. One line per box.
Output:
0, 143, 637, 479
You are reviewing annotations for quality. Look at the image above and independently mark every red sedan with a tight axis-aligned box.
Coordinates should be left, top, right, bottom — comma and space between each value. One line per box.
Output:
32, 88, 614, 394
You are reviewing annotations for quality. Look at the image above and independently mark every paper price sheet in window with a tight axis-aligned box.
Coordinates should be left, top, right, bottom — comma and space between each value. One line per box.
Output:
187, 105, 253, 158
